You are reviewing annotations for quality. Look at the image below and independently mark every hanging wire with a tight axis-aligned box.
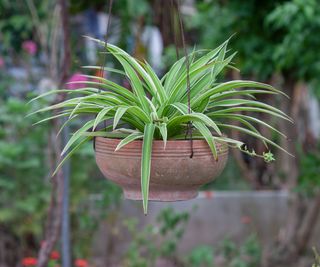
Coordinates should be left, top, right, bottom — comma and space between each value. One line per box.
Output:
175, 0, 194, 158
170, 0, 180, 60
99, 0, 114, 91
93, 0, 193, 157
93, 0, 114, 150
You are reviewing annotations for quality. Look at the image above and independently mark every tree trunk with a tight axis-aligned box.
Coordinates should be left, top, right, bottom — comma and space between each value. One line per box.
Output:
262, 80, 320, 267
36, 0, 71, 266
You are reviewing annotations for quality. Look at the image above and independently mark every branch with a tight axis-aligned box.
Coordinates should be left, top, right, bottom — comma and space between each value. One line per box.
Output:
36, 0, 71, 266
37, 120, 64, 267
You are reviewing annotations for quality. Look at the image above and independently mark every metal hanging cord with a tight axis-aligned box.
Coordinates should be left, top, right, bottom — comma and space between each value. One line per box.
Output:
94, 0, 193, 157
171, 0, 194, 158
93, 0, 114, 150
100, 0, 114, 88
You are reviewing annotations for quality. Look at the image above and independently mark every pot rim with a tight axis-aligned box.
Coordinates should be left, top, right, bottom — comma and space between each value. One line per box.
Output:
95, 136, 225, 144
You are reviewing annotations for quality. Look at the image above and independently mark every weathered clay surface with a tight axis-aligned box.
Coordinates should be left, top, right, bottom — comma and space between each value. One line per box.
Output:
95, 137, 228, 201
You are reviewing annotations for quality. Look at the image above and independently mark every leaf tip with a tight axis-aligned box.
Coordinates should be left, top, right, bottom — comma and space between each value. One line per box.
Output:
163, 141, 167, 150
143, 205, 148, 215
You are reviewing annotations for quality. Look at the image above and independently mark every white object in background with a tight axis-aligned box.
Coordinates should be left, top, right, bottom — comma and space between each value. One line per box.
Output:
142, 26, 164, 74
84, 12, 109, 65
38, 78, 57, 102
308, 92, 320, 139
181, 0, 196, 16
97, 12, 109, 39
85, 37, 97, 64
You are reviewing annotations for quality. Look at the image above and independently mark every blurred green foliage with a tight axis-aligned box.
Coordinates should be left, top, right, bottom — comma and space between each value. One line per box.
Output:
266, 0, 320, 85
218, 235, 261, 267
0, 0, 48, 53
0, 0, 122, 257
68, 140, 122, 258
191, 0, 320, 96
0, 88, 121, 257
0, 96, 50, 236
297, 144, 320, 196
190, 0, 282, 80
122, 207, 190, 266
187, 245, 214, 267
122, 207, 261, 267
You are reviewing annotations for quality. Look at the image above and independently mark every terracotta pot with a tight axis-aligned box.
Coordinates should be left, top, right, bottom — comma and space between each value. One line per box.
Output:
95, 137, 228, 201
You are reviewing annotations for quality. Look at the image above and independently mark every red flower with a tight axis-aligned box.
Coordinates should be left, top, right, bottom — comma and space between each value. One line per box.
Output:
50, 250, 60, 260
22, 257, 37, 266
74, 259, 88, 267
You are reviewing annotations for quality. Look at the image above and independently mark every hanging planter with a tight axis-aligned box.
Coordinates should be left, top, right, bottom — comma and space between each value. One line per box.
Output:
30, 36, 292, 214
95, 137, 228, 201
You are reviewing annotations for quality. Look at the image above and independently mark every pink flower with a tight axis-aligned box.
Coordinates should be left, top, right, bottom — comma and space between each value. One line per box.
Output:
22, 40, 37, 55
66, 72, 88, 89
0, 57, 4, 68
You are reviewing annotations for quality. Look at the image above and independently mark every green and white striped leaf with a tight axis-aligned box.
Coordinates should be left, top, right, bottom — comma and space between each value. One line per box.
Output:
61, 119, 96, 155
57, 114, 79, 137
208, 98, 288, 117
52, 136, 92, 177
208, 107, 293, 122
113, 106, 129, 130
216, 123, 293, 156
170, 103, 222, 135
93, 106, 114, 130
141, 123, 155, 214
115, 131, 143, 151
211, 113, 287, 139
194, 122, 218, 160
192, 80, 288, 107
81, 65, 126, 76
32, 111, 71, 125
157, 123, 167, 149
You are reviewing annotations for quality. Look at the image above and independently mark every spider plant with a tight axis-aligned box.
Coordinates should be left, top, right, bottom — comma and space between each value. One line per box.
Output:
30, 36, 292, 214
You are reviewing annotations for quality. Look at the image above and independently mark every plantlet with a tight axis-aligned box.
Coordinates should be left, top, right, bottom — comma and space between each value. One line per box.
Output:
31, 37, 292, 213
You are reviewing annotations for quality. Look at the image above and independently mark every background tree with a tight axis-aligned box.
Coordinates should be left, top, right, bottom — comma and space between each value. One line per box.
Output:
190, 0, 320, 266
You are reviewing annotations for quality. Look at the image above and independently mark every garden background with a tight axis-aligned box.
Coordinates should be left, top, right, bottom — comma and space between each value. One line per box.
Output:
0, 0, 319, 266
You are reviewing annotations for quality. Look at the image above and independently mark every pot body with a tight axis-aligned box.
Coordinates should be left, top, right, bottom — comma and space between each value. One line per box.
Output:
95, 137, 228, 201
